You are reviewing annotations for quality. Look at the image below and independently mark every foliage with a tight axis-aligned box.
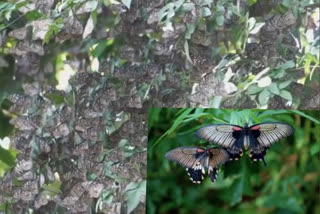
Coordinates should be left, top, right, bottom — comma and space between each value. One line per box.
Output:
0, 73, 147, 214
147, 108, 319, 214
0, 0, 318, 111
125, 180, 147, 214
0, 137, 17, 177
156, 0, 319, 108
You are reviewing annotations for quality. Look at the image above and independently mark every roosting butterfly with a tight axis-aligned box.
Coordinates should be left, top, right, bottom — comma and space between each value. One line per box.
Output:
196, 122, 294, 166
165, 147, 230, 184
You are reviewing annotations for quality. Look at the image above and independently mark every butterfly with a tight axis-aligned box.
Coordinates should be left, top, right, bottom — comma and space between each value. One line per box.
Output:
196, 122, 294, 166
165, 147, 230, 184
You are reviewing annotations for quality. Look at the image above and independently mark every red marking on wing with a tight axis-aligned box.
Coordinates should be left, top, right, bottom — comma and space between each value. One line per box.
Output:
196, 148, 205, 153
250, 125, 260, 130
232, 126, 242, 131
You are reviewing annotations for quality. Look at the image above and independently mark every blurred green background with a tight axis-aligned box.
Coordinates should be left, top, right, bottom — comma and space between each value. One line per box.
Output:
147, 108, 319, 214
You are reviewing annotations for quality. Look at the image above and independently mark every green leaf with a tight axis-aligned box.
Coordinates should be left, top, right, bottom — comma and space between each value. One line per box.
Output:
158, 3, 174, 22
258, 89, 271, 105
182, 3, 194, 12
211, 96, 222, 108
230, 176, 243, 206
121, 0, 132, 9
256, 192, 303, 213
42, 180, 62, 197
43, 18, 63, 44
247, 85, 263, 95
257, 110, 290, 120
0, 147, 16, 167
267, 83, 280, 95
185, 23, 196, 39
125, 180, 146, 214
290, 110, 319, 125
173, 0, 185, 8
257, 76, 272, 88
182, 112, 213, 123
278, 80, 292, 89
91, 39, 112, 57
310, 143, 319, 155
273, 69, 285, 79
277, 60, 295, 70
0, 147, 17, 177
201, 0, 213, 6
0, 2, 11, 11
151, 108, 193, 149
216, 14, 224, 26
247, 17, 256, 32
85, 0, 98, 11
45, 93, 65, 105
226, 158, 253, 206
118, 139, 129, 148
158, 0, 184, 22
25, 10, 43, 21
201, 7, 212, 17
249, 22, 265, 34
184, 40, 193, 64
279, 90, 292, 101
248, 0, 257, 5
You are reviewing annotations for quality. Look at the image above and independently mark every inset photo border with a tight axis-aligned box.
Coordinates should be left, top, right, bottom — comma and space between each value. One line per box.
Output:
147, 108, 319, 214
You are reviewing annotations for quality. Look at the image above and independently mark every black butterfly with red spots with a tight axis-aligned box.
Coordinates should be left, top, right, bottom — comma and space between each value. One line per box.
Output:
196, 122, 294, 166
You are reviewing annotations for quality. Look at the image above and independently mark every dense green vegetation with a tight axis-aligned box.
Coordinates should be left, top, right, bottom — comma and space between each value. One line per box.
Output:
147, 109, 319, 214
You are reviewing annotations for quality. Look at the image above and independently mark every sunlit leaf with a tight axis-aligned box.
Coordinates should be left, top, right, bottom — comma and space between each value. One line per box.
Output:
184, 40, 193, 64
258, 89, 271, 105
277, 61, 295, 70
247, 17, 256, 32
42, 180, 62, 197
247, 85, 263, 95
248, 0, 257, 5
182, 3, 194, 12
249, 22, 265, 34
185, 23, 196, 39
121, 0, 132, 9
257, 76, 272, 88
83, 14, 95, 39
125, 180, 146, 214
278, 80, 292, 89
268, 83, 280, 95
279, 90, 293, 101
201, 7, 212, 17
216, 14, 224, 26
0, 147, 16, 167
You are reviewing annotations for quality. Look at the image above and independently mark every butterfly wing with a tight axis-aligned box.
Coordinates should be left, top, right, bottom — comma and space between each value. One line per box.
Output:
165, 147, 208, 183
207, 148, 230, 183
196, 124, 244, 160
249, 123, 294, 165
165, 147, 230, 184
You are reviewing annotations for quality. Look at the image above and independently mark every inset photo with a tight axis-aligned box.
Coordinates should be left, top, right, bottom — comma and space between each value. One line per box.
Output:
147, 108, 319, 214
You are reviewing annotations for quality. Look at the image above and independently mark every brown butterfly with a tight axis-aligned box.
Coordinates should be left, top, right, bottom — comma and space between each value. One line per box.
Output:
165, 147, 230, 184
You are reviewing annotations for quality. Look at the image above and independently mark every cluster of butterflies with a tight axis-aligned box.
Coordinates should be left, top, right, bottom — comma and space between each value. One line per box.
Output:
165, 122, 294, 184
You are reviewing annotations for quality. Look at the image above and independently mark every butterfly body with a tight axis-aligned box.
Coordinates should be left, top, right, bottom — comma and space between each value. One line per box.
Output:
165, 147, 229, 184
196, 122, 294, 165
